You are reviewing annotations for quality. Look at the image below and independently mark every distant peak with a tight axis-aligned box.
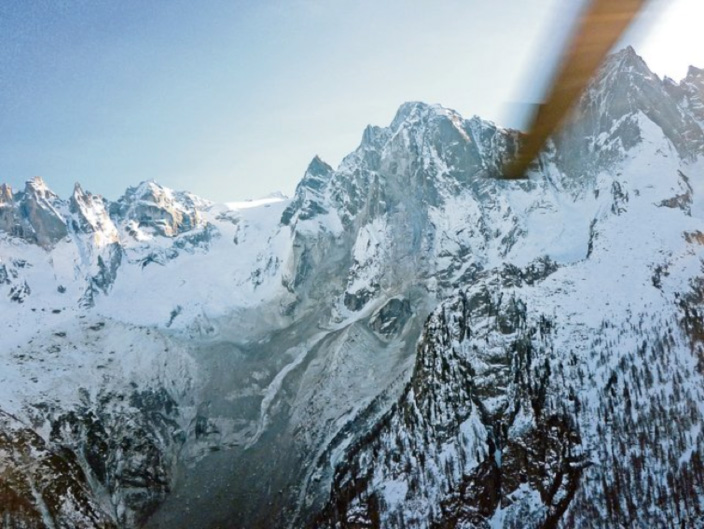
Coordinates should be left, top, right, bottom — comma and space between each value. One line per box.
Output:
265, 190, 288, 200
24, 176, 57, 199
609, 45, 640, 64
391, 101, 433, 129
71, 182, 101, 205
396, 101, 431, 115
305, 156, 333, 178
136, 179, 161, 190
389, 101, 461, 133
590, 46, 657, 93
606, 46, 650, 73
623, 44, 637, 56
26, 176, 47, 189
0, 183, 12, 203
686, 65, 704, 81
126, 180, 168, 201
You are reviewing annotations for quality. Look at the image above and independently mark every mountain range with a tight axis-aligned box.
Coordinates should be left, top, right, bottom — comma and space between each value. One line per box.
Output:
0, 46, 703, 528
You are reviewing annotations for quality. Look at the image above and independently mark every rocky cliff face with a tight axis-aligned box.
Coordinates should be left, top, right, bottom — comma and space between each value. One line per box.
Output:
0, 410, 117, 529
666, 64, 704, 125
0, 177, 69, 249
0, 47, 702, 528
109, 181, 206, 239
317, 246, 704, 527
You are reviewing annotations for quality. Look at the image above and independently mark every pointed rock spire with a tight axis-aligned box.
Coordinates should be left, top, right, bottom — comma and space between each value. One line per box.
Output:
0, 183, 12, 205
305, 155, 333, 180
12, 176, 67, 248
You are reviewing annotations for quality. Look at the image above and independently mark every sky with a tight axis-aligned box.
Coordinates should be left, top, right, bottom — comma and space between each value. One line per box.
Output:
1, 0, 702, 202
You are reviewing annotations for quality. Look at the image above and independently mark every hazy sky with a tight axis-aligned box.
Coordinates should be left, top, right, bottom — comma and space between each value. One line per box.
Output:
1, 0, 702, 202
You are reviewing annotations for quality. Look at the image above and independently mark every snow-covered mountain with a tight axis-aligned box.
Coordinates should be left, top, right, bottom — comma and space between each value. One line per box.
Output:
0, 46, 703, 528
314, 47, 704, 528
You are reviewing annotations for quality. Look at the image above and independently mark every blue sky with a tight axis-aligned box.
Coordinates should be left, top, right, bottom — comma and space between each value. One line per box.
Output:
1, 0, 702, 201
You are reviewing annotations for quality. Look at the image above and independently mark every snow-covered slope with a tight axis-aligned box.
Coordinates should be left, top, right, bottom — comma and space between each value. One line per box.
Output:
0, 47, 703, 528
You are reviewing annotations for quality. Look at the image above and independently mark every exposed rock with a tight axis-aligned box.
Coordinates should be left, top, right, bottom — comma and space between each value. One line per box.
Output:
16, 177, 68, 248
110, 181, 204, 238
70, 183, 120, 245
48, 387, 185, 527
556, 47, 704, 178
369, 297, 413, 338
0, 183, 20, 237
0, 410, 116, 528
281, 156, 334, 226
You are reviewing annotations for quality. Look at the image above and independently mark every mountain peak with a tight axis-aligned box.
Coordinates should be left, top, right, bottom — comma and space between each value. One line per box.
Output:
27, 176, 46, 186
24, 176, 56, 199
390, 101, 445, 130
610, 44, 637, 61
621, 44, 637, 57
602, 45, 653, 79
112, 179, 204, 238
265, 190, 287, 200
0, 183, 12, 204
17, 177, 67, 248
132, 179, 165, 197
72, 181, 87, 198
558, 45, 704, 170
686, 65, 704, 83
69, 183, 119, 246
395, 100, 431, 115
306, 155, 333, 178
281, 155, 335, 225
